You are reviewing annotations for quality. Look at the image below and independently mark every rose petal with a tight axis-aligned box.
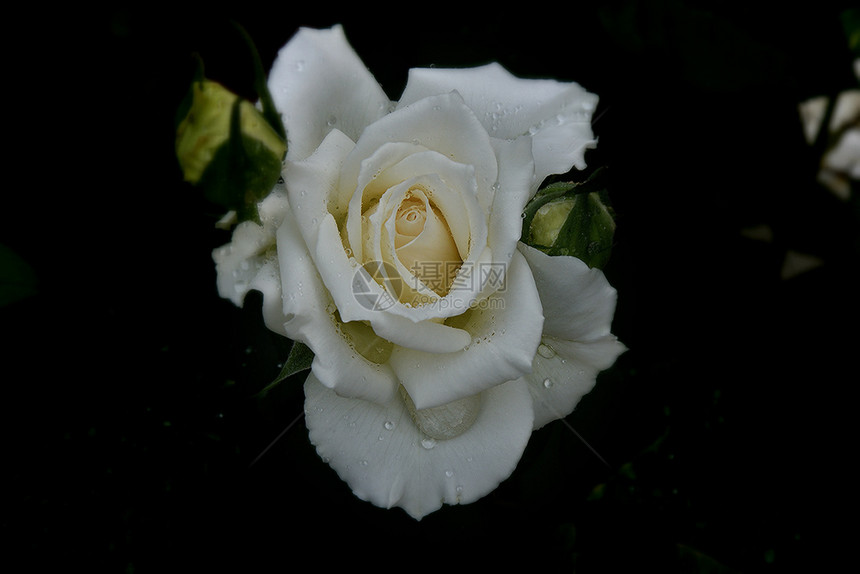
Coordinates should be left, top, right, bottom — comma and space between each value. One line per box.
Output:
276, 208, 399, 404
350, 147, 484, 262
379, 181, 460, 299
390, 250, 544, 409
310, 212, 473, 353
398, 63, 598, 186
267, 25, 390, 162
483, 136, 535, 287
343, 141, 425, 263
524, 334, 626, 429
304, 372, 534, 519
518, 242, 618, 342
212, 186, 288, 308
344, 91, 499, 212
284, 128, 356, 258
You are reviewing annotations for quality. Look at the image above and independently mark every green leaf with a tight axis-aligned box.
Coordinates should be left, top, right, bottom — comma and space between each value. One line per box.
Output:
0, 244, 38, 307
522, 167, 616, 268
257, 341, 314, 396
842, 8, 860, 56
232, 21, 286, 140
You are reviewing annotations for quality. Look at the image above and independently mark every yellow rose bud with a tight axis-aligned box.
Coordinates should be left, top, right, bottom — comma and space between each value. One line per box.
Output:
529, 197, 576, 247
175, 80, 285, 185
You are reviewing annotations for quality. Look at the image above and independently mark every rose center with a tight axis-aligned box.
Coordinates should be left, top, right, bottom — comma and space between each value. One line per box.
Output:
393, 190, 462, 298
395, 199, 426, 239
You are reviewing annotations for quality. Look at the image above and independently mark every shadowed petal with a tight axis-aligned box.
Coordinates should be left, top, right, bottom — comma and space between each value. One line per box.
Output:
304, 373, 534, 519
523, 334, 625, 429
390, 250, 543, 409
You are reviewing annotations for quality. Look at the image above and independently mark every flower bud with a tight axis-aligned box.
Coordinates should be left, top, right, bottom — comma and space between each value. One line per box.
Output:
176, 80, 286, 185
526, 186, 615, 269
529, 198, 575, 247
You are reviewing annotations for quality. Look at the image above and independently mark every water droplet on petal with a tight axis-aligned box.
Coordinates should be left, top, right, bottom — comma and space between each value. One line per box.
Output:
445, 469, 453, 478
384, 421, 395, 430
537, 343, 556, 359
421, 438, 437, 450
543, 378, 554, 388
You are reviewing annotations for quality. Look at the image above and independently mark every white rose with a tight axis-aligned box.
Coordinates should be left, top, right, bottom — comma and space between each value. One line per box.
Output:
214, 25, 625, 519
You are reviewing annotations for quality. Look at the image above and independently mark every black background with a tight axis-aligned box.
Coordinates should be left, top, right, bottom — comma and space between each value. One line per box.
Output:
4, 3, 859, 572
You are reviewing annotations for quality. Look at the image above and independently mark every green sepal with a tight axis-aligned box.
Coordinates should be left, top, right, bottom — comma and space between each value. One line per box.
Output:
175, 79, 286, 223
232, 21, 286, 141
842, 8, 860, 56
173, 53, 205, 133
257, 341, 314, 396
522, 167, 616, 269
195, 97, 285, 223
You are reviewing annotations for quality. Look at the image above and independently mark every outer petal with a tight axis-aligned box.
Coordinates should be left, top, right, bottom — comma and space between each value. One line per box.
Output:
389, 250, 543, 409
518, 242, 617, 341
268, 25, 390, 162
283, 128, 355, 261
342, 92, 499, 212
483, 136, 536, 285
213, 187, 289, 332
524, 334, 625, 429
277, 207, 398, 404
398, 63, 598, 186
304, 373, 534, 519
516, 243, 624, 428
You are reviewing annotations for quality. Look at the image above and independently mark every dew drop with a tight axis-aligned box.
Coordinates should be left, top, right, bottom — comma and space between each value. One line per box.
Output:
384, 421, 395, 430
326, 114, 337, 126
543, 378, 554, 389
421, 438, 437, 450
537, 343, 556, 359
445, 469, 454, 478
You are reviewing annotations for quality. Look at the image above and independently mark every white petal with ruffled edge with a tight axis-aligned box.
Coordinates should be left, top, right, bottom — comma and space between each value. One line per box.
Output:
343, 92, 499, 212
481, 136, 536, 289
213, 186, 288, 312
276, 207, 398, 405
389, 250, 544, 410
517, 242, 624, 428
518, 242, 618, 341
304, 373, 534, 519
267, 25, 390, 162
398, 63, 598, 188
524, 334, 625, 429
